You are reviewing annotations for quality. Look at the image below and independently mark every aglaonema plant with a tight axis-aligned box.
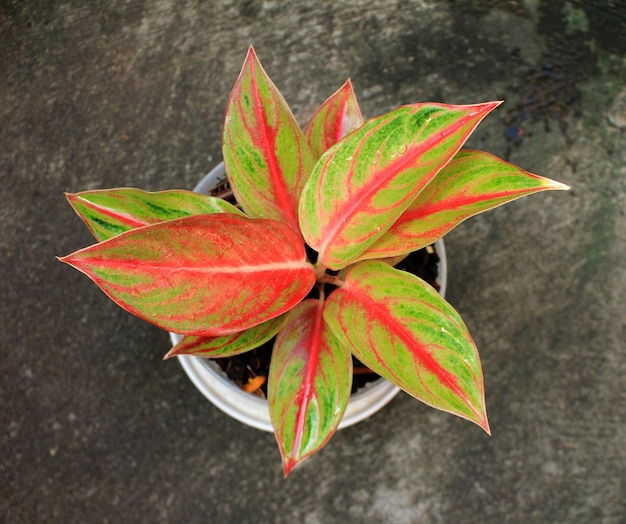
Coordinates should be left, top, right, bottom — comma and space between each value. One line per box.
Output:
59, 46, 569, 476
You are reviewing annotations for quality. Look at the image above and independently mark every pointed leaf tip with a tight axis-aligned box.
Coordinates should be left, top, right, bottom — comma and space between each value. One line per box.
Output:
304, 78, 364, 159
282, 459, 297, 478
549, 180, 571, 191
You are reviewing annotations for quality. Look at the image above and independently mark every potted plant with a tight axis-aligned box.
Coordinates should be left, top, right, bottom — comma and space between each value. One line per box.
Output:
59, 46, 569, 476
168, 160, 449, 434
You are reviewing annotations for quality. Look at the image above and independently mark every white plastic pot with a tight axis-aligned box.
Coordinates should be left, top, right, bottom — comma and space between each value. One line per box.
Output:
170, 163, 448, 432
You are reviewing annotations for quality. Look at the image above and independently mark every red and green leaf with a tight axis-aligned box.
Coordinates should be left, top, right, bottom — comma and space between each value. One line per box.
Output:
59, 214, 315, 336
304, 79, 364, 160
66, 188, 243, 242
323, 260, 489, 432
268, 299, 353, 477
299, 102, 501, 270
222, 46, 315, 233
165, 315, 287, 359
360, 150, 571, 260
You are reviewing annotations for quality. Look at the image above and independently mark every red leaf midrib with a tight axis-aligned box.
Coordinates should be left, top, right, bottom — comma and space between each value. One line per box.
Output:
248, 57, 300, 230
398, 187, 538, 224
290, 298, 325, 460
72, 195, 148, 229
341, 278, 478, 412
73, 257, 312, 274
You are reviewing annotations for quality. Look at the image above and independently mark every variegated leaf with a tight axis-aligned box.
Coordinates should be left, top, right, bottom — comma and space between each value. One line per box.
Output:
360, 150, 570, 259
304, 79, 364, 159
59, 214, 315, 335
165, 315, 286, 359
268, 299, 353, 477
66, 188, 243, 242
323, 260, 489, 432
299, 102, 500, 270
222, 46, 315, 233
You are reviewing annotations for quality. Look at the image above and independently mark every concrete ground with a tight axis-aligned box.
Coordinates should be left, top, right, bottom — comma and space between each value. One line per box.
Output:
2, 1, 625, 522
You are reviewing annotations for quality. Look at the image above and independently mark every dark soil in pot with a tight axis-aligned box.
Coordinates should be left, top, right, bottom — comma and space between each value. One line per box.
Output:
206, 178, 441, 398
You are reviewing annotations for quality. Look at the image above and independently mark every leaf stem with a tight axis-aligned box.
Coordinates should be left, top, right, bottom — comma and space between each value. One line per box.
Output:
314, 262, 329, 282
314, 262, 344, 287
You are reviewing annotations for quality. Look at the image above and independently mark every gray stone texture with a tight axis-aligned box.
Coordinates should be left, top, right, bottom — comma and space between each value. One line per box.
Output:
2, 1, 625, 522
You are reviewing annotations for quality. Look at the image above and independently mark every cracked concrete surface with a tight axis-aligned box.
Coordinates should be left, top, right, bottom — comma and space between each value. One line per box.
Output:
2, 1, 625, 522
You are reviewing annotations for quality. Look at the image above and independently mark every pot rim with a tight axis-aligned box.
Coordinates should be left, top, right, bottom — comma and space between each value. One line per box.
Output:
170, 162, 447, 432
